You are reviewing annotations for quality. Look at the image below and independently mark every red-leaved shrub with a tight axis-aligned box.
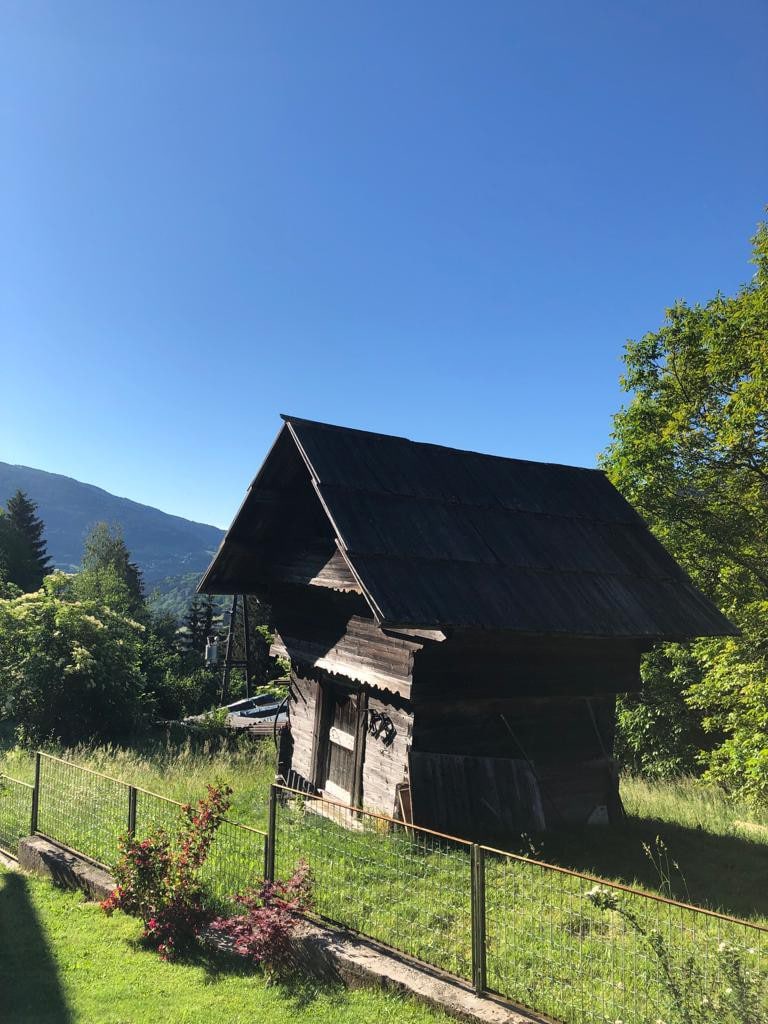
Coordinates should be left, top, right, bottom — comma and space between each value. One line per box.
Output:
210, 860, 312, 978
102, 784, 232, 959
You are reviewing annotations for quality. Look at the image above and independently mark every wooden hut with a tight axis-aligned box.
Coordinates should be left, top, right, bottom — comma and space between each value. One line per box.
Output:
199, 416, 734, 840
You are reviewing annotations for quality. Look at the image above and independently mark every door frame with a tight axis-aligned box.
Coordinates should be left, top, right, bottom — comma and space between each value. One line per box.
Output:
310, 679, 367, 808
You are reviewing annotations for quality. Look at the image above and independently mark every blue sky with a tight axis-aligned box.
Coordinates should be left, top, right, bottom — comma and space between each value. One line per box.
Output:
2, 1, 766, 528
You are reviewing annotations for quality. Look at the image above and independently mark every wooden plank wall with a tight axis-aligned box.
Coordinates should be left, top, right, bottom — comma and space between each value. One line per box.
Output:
409, 693, 620, 836
270, 591, 420, 696
411, 695, 616, 763
413, 634, 644, 699
361, 694, 413, 817
409, 752, 545, 837
409, 751, 618, 839
287, 671, 319, 783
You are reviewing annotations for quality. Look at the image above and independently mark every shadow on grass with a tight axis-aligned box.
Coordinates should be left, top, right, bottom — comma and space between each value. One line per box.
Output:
124, 928, 348, 1010
0, 871, 72, 1023
530, 815, 768, 922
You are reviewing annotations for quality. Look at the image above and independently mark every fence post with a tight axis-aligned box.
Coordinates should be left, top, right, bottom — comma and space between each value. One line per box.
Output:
265, 783, 277, 881
30, 752, 42, 835
127, 786, 137, 837
471, 844, 487, 995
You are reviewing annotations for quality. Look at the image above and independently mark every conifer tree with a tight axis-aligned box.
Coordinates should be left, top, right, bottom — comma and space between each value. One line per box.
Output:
202, 593, 217, 645
183, 596, 206, 654
81, 522, 145, 616
5, 490, 51, 591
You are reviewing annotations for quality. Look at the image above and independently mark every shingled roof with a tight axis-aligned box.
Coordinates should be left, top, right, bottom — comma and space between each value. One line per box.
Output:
199, 416, 736, 639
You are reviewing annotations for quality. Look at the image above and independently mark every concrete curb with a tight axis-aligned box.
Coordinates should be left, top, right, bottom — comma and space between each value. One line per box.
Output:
18, 836, 115, 901
289, 919, 541, 1024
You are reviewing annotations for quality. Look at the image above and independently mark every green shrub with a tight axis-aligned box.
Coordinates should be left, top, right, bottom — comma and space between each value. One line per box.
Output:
0, 574, 149, 743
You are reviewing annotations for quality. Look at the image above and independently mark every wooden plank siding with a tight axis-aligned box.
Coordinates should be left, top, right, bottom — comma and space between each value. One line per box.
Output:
361, 696, 413, 817
270, 591, 422, 697
412, 634, 644, 700
286, 672, 318, 783
411, 695, 617, 763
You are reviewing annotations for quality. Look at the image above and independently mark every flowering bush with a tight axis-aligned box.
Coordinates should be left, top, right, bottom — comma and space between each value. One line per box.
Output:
210, 861, 312, 978
102, 784, 232, 959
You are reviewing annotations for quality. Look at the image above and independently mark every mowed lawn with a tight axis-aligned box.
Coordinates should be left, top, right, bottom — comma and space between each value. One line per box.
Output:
0, 867, 448, 1024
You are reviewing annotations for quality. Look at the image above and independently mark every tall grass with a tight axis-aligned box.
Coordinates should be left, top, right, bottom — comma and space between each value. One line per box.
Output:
621, 774, 768, 838
0, 732, 277, 830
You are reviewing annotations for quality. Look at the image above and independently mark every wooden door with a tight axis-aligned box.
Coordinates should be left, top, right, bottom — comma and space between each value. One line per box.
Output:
323, 689, 360, 804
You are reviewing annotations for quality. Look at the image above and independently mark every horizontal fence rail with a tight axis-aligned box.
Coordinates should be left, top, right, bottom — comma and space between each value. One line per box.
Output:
0, 773, 34, 856
273, 784, 768, 1024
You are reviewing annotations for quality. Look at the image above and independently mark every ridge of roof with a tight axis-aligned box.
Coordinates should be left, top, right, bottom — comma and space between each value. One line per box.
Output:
280, 413, 607, 476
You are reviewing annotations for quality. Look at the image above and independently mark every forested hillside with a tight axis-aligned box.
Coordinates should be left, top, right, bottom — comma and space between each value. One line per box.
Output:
0, 462, 223, 585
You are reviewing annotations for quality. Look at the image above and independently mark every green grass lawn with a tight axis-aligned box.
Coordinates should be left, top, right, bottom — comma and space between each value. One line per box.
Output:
0, 867, 448, 1024
532, 774, 768, 923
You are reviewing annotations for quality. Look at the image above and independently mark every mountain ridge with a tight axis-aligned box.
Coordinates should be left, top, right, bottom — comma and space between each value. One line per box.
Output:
0, 461, 224, 585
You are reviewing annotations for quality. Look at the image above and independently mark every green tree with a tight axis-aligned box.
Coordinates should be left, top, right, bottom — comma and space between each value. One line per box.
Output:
81, 523, 145, 617
3, 491, 51, 591
603, 219, 768, 800
0, 573, 149, 742
0, 509, 30, 590
183, 596, 206, 654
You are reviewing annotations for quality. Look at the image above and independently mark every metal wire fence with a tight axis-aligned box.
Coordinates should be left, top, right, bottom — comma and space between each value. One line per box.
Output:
484, 847, 767, 1024
0, 773, 34, 856
132, 786, 267, 905
1, 760, 765, 1024
273, 785, 768, 1024
37, 753, 130, 867
273, 787, 473, 978
32, 754, 267, 906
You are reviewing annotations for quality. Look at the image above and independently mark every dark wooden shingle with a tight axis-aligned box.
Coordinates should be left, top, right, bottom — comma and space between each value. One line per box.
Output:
199, 415, 736, 640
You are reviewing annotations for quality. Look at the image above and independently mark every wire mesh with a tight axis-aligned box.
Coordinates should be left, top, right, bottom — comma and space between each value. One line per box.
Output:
34, 756, 267, 905
134, 787, 184, 841
484, 848, 768, 1024
37, 754, 129, 867
134, 789, 267, 905
0, 774, 34, 856
274, 786, 473, 978
203, 818, 267, 905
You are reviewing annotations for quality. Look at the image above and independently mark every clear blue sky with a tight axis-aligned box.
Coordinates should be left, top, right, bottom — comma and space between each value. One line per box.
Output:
2, 1, 766, 528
